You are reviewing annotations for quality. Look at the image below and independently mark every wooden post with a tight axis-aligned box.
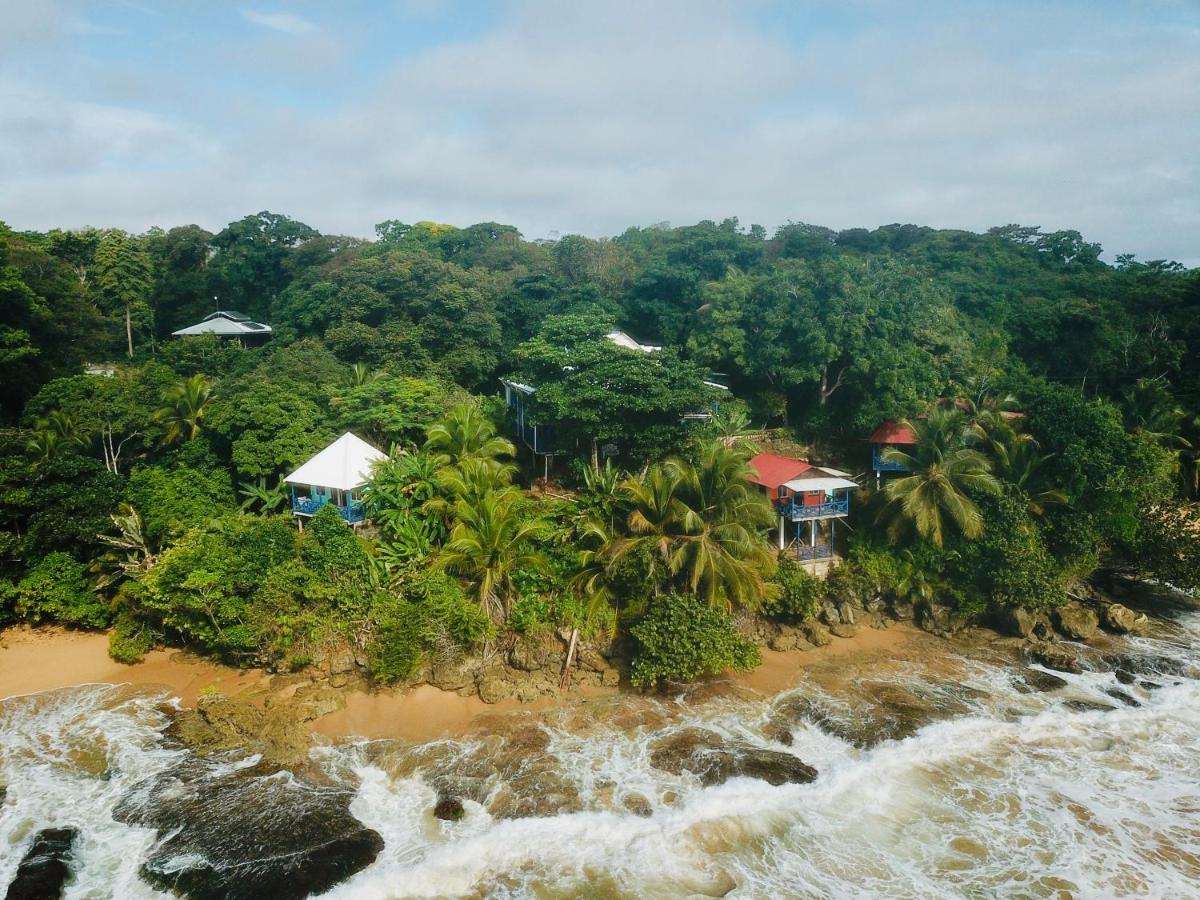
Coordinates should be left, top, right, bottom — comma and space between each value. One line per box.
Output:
778, 515, 784, 550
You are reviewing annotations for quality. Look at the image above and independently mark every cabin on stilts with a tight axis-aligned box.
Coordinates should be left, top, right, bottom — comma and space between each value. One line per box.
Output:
284, 432, 386, 527
748, 452, 858, 567
868, 420, 917, 488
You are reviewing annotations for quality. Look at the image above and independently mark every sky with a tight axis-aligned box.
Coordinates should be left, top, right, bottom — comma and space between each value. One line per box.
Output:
1, 1, 1197, 265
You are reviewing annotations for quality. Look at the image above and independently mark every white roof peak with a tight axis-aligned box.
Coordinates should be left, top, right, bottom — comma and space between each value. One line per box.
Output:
284, 432, 387, 491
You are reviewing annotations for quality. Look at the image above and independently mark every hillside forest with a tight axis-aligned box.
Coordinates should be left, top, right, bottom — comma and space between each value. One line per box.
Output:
2, 213, 1198, 686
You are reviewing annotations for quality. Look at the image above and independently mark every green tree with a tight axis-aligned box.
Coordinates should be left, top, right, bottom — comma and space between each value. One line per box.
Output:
879, 408, 1001, 546
629, 592, 760, 688
423, 402, 515, 468
94, 229, 154, 358
155, 374, 214, 445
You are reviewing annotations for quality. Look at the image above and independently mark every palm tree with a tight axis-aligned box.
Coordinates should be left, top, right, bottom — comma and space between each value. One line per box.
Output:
893, 548, 936, 604
438, 488, 549, 623
607, 444, 778, 610
878, 407, 1001, 546
28, 410, 87, 461
707, 406, 763, 454
347, 362, 381, 388
91, 503, 158, 590
666, 445, 779, 610
238, 475, 289, 513
1121, 377, 1193, 471
561, 518, 618, 687
156, 374, 213, 445
989, 431, 1068, 517
424, 402, 515, 468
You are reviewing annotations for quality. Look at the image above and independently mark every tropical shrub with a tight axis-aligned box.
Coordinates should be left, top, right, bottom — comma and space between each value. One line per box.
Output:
629, 593, 760, 688
762, 555, 825, 622
13, 552, 110, 627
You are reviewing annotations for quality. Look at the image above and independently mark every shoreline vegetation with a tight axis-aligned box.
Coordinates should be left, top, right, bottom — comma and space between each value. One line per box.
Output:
0, 620, 918, 744
2, 215, 1198, 731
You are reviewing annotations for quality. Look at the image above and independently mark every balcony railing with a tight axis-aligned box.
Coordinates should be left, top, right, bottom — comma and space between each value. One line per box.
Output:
292, 495, 366, 524
796, 542, 834, 561
872, 446, 912, 473
776, 497, 850, 520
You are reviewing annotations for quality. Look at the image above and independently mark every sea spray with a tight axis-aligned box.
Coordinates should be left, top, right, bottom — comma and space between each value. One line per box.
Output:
2, 614, 1199, 898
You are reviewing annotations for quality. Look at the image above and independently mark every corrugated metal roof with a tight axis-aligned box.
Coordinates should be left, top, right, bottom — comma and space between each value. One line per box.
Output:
782, 475, 859, 492
748, 452, 812, 489
172, 311, 273, 336
868, 420, 918, 444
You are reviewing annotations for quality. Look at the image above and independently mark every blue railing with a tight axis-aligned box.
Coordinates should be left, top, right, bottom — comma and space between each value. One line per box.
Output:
292, 495, 366, 524
796, 543, 834, 561
872, 445, 912, 473
776, 497, 850, 520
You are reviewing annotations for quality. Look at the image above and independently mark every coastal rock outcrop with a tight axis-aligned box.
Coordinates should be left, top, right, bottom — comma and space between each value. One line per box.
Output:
114, 759, 384, 900
915, 601, 968, 637
5, 827, 79, 900
1054, 602, 1100, 641
648, 728, 817, 787
1102, 603, 1147, 634
1028, 641, 1083, 674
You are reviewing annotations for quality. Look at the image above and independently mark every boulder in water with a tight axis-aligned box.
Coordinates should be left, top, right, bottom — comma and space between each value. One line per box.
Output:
433, 796, 466, 821
649, 728, 817, 787
5, 827, 79, 900
1102, 603, 1147, 634
621, 792, 654, 817
1053, 602, 1100, 641
1003, 607, 1054, 641
114, 760, 384, 900
1104, 688, 1140, 707
1014, 668, 1069, 693
1029, 641, 1083, 674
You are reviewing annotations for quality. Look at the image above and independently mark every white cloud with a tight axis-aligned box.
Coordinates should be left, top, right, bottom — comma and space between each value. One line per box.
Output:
1, 1, 1197, 266
241, 9, 318, 36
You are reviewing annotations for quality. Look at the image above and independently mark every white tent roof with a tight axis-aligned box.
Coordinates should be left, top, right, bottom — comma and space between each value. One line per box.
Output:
284, 432, 387, 491
782, 475, 859, 492
172, 311, 273, 336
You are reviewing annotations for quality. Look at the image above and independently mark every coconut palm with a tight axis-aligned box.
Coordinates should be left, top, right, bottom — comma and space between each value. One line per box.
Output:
561, 518, 619, 687
608, 444, 778, 610
28, 410, 87, 461
989, 431, 1068, 517
1121, 377, 1193, 468
438, 488, 549, 623
878, 407, 1001, 546
347, 362, 381, 388
424, 402, 515, 468
156, 374, 213, 445
707, 406, 762, 454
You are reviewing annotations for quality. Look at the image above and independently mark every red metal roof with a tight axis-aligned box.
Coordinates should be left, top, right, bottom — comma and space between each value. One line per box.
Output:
748, 452, 812, 489
868, 420, 918, 444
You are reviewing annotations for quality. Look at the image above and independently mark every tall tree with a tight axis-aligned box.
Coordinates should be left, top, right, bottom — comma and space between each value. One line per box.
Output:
94, 229, 153, 358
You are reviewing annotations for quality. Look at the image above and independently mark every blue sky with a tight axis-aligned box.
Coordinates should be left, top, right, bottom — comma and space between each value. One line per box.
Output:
1, 1, 1197, 264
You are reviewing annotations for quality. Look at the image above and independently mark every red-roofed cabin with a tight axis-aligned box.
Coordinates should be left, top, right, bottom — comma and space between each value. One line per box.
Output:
748, 452, 857, 563
868, 420, 917, 482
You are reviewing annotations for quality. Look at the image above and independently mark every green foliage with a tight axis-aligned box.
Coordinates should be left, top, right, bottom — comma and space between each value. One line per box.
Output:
13, 552, 110, 628
299, 504, 370, 577
629, 593, 760, 688
108, 611, 155, 663
762, 554, 825, 621
125, 464, 235, 546
1128, 500, 1200, 594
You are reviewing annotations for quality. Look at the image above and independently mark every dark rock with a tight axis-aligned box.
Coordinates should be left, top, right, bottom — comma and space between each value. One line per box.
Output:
889, 598, 915, 621
864, 596, 887, 615
1014, 668, 1069, 693
1029, 641, 1083, 674
433, 796, 465, 821
578, 646, 611, 673
836, 602, 856, 626
649, 728, 817, 787
829, 623, 858, 639
114, 760, 383, 900
800, 621, 832, 647
1104, 688, 1140, 707
1114, 669, 1136, 685
1102, 603, 1147, 634
1140, 680, 1162, 691
1004, 607, 1055, 642
916, 601, 968, 637
621, 793, 653, 817
507, 641, 549, 672
169, 692, 315, 768
600, 667, 621, 687
819, 601, 841, 626
1053, 602, 1100, 641
1101, 652, 1190, 680
768, 631, 799, 652
6, 827, 79, 900
1064, 698, 1116, 713
477, 672, 514, 704
771, 683, 958, 749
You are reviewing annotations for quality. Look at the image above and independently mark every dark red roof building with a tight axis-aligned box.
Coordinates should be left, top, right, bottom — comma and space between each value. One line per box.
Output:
868, 420, 918, 445
748, 452, 813, 490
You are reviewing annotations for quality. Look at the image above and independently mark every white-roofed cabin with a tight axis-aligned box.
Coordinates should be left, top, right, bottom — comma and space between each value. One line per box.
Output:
284, 432, 386, 527
171, 310, 273, 347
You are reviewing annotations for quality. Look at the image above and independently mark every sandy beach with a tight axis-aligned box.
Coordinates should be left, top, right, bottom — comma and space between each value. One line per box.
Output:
0, 623, 919, 743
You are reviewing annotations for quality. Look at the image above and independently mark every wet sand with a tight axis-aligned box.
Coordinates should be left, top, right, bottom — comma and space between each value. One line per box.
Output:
0, 622, 920, 743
